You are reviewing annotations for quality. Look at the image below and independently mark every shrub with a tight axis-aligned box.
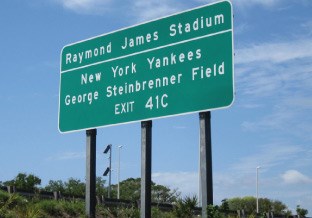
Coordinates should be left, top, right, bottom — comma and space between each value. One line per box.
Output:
60, 200, 84, 217
36, 200, 63, 217
0, 191, 27, 216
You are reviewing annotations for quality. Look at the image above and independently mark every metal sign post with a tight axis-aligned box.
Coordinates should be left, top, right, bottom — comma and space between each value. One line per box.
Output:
141, 120, 152, 218
199, 112, 213, 218
86, 129, 97, 218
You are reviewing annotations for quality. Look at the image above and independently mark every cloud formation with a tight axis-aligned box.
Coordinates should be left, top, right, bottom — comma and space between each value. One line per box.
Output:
53, 0, 112, 14
52, 0, 184, 22
236, 39, 312, 65
131, 0, 184, 22
281, 170, 312, 184
152, 171, 199, 196
47, 151, 85, 160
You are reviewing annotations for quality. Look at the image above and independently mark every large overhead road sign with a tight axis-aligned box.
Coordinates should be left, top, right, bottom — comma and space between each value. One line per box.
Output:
59, 0, 234, 133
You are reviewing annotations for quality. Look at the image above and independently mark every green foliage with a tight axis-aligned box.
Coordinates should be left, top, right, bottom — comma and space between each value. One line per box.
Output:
117, 178, 141, 201
207, 204, 222, 218
96, 177, 106, 196
44, 177, 85, 197
36, 200, 63, 217
117, 207, 140, 218
1, 173, 300, 218
3, 173, 41, 192
259, 198, 272, 213
115, 178, 180, 203
220, 198, 229, 212
59, 200, 84, 217
96, 205, 140, 218
13, 203, 41, 218
173, 195, 198, 218
152, 207, 175, 218
45, 177, 106, 198
296, 205, 308, 217
64, 178, 85, 196
152, 185, 180, 203
227, 196, 290, 216
44, 180, 65, 193
0, 191, 29, 217
36, 199, 85, 217
271, 200, 287, 214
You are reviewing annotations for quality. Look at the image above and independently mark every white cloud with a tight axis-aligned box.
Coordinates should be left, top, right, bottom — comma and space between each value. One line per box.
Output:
301, 20, 312, 35
235, 23, 250, 35
239, 103, 263, 109
234, 0, 279, 7
152, 171, 199, 197
281, 170, 312, 184
196, 0, 279, 8
52, 0, 184, 20
241, 94, 312, 140
231, 142, 304, 174
52, 0, 111, 14
47, 151, 85, 160
236, 39, 312, 65
235, 38, 312, 98
131, 0, 184, 22
235, 36, 312, 142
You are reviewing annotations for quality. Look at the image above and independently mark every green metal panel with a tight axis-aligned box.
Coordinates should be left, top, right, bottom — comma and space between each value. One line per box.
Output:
59, 0, 234, 132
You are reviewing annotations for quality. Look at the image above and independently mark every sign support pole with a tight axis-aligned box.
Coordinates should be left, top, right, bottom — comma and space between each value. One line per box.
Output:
108, 146, 112, 198
141, 120, 152, 218
86, 129, 97, 218
199, 112, 213, 218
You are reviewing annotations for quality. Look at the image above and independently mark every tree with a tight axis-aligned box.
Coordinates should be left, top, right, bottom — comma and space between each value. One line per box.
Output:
241, 196, 257, 214
96, 177, 106, 196
152, 184, 180, 203
116, 178, 141, 201
44, 180, 65, 193
296, 205, 308, 217
111, 178, 180, 203
207, 204, 222, 218
271, 200, 287, 215
173, 195, 198, 218
259, 197, 272, 213
227, 196, 290, 215
228, 197, 244, 212
220, 198, 229, 212
64, 178, 85, 196
3, 173, 41, 192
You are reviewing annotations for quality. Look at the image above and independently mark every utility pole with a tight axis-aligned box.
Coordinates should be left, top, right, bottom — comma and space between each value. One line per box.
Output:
256, 166, 261, 214
117, 145, 123, 199
104, 144, 112, 198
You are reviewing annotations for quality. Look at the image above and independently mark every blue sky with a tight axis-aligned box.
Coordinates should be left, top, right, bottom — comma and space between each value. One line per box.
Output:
1, 0, 312, 214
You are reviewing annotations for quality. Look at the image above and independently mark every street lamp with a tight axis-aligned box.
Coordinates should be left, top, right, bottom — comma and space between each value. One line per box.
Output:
256, 166, 261, 214
104, 144, 112, 198
117, 145, 123, 199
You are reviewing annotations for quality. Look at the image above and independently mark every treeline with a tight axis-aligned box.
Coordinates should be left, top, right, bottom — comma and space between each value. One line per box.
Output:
0, 173, 180, 203
0, 173, 309, 217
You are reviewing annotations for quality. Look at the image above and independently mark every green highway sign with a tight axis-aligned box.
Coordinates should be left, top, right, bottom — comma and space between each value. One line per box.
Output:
59, 0, 234, 133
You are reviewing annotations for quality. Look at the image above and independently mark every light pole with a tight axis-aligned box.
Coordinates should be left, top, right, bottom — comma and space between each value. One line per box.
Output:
117, 145, 123, 199
256, 166, 261, 214
104, 144, 112, 198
